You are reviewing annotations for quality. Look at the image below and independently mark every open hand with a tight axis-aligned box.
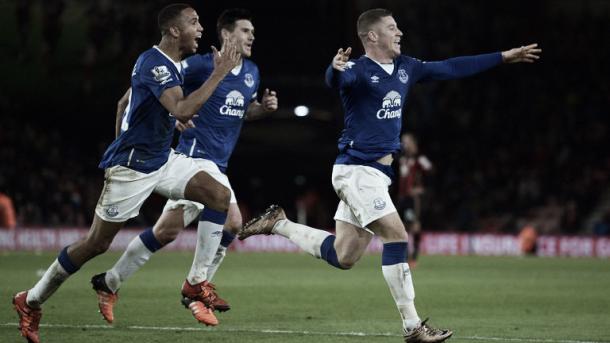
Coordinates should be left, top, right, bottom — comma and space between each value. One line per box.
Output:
212, 38, 240, 74
502, 43, 541, 63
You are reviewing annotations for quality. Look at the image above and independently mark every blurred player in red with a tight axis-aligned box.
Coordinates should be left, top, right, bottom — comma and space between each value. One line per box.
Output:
397, 133, 432, 267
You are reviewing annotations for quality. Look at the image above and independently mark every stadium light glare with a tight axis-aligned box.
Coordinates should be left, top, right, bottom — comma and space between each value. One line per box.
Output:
294, 105, 309, 117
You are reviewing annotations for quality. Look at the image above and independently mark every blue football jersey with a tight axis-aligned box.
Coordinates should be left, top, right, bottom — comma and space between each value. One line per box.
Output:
326, 52, 501, 176
175, 53, 260, 172
99, 47, 184, 173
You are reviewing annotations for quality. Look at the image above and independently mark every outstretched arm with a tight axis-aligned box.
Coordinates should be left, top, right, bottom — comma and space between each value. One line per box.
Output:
115, 88, 131, 138
246, 88, 278, 121
159, 39, 240, 122
417, 43, 541, 82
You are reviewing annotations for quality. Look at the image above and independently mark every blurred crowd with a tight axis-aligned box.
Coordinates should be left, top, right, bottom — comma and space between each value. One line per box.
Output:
1, 1, 609, 234
401, 2, 610, 234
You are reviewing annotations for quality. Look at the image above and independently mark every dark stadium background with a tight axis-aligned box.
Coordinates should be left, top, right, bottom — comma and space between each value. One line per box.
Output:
1, 0, 609, 235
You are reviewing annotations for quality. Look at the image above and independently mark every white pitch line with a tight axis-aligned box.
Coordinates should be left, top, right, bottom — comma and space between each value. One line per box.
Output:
1, 322, 608, 343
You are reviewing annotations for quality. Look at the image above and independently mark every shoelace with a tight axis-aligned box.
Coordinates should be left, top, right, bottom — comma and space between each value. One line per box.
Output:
420, 318, 445, 336
199, 284, 218, 304
30, 311, 41, 331
98, 292, 117, 305
244, 205, 278, 228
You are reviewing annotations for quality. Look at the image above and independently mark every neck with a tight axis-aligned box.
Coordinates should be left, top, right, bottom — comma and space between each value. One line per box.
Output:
365, 46, 393, 64
157, 36, 182, 63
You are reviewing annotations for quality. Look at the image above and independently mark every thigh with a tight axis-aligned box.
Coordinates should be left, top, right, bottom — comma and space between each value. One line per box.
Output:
95, 165, 158, 222
367, 212, 409, 243
335, 219, 373, 261
183, 169, 229, 211
193, 159, 237, 203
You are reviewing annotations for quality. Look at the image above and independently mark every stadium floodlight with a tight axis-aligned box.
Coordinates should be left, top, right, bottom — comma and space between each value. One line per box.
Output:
294, 105, 310, 117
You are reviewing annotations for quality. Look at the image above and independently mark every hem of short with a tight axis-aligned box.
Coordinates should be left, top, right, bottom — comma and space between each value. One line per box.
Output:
360, 209, 396, 227
334, 208, 397, 229
94, 209, 132, 223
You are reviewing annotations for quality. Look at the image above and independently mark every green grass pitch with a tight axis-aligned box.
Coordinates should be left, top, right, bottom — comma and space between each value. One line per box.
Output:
1, 251, 609, 343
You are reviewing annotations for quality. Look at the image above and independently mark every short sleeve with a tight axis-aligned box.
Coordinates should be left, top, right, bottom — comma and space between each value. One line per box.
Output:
139, 56, 182, 99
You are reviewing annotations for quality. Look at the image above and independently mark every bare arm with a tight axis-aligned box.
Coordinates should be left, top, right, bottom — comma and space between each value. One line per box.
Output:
245, 88, 278, 121
160, 40, 240, 122
115, 88, 131, 138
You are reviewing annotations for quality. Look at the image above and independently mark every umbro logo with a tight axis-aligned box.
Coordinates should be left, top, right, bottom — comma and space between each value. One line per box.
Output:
371, 75, 380, 83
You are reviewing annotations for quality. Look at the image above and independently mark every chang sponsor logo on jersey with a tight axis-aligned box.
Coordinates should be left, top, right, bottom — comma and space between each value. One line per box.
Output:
376, 90, 402, 119
220, 90, 246, 118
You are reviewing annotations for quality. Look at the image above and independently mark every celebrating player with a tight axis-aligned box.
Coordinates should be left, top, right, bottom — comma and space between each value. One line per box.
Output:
238, 8, 540, 343
12, 4, 241, 343
89, 8, 278, 327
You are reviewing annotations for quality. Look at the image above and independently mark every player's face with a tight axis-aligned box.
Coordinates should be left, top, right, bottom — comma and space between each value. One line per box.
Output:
178, 8, 203, 54
374, 16, 403, 59
226, 20, 255, 58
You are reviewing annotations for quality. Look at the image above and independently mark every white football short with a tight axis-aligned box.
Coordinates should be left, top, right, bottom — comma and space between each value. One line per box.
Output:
163, 158, 236, 226
332, 164, 397, 230
95, 151, 202, 222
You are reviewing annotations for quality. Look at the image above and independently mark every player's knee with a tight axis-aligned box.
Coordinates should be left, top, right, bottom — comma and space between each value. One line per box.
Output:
220, 187, 231, 208
337, 253, 359, 269
388, 229, 408, 242
88, 238, 113, 257
225, 213, 242, 234
225, 219, 241, 234
210, 186, 230, 212
337, 259, 355, 269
